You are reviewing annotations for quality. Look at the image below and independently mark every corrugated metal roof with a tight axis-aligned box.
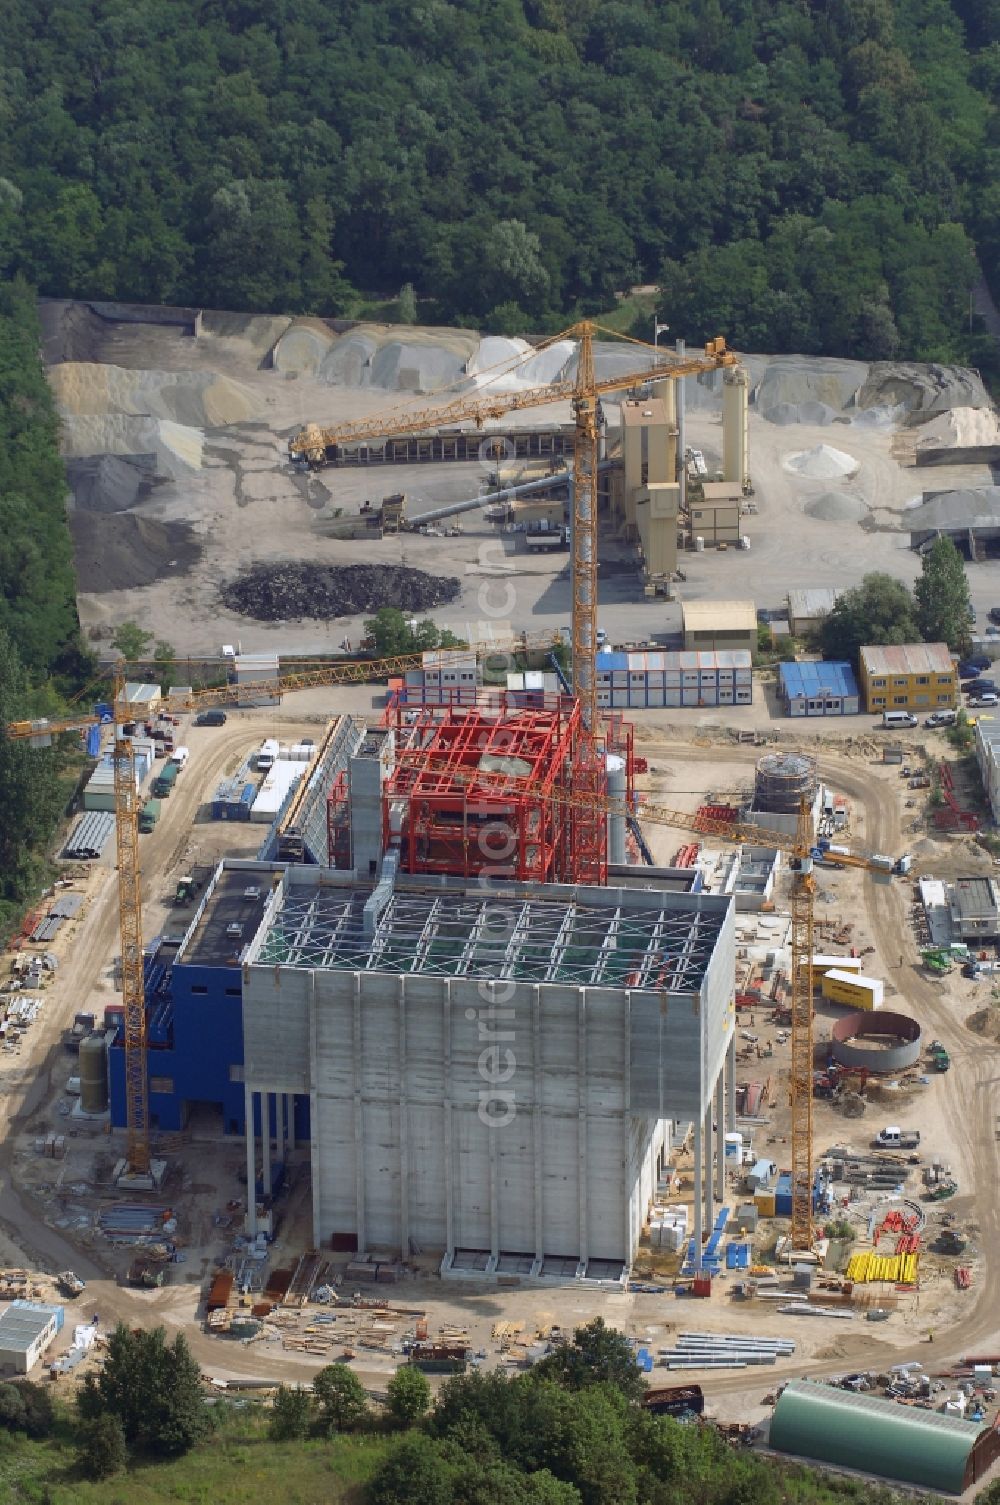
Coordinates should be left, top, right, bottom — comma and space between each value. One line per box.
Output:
681, 600, 756, 631
860, 643, 954, 676
906, 487, 1000, 532
787, 589, 839, 620
770, 1378, 982, 1494
779, 661, 858, 699
0, 1303, 59, 1353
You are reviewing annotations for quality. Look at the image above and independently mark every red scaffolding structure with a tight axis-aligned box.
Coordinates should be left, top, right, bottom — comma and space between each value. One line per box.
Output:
377, 691, 628, 886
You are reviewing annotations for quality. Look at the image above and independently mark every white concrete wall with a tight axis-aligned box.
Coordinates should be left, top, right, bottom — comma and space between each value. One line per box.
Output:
241, 884, 735, 1268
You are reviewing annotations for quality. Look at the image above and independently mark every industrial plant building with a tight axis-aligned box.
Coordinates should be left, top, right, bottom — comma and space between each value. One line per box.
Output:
858, 643, 956, 713
242, 867, 735, 1276
102, 686, 742, 1281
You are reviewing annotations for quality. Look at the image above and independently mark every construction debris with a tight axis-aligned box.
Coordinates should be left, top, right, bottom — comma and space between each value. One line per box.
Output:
220, 562, 460, 621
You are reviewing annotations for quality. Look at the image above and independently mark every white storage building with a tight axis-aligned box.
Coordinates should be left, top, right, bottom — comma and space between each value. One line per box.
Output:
596, 650, 752, 709
250, 759, 303, 824
404, 650, 480, 706
0, 1301, 63, 1374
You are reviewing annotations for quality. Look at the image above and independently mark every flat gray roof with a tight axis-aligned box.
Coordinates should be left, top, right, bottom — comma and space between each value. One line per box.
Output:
251, 876, 727, 991
181, 865, 275, 968
952, 876, 998, 919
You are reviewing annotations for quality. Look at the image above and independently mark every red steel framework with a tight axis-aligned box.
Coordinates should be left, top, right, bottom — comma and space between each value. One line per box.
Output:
364, 690, 633, 886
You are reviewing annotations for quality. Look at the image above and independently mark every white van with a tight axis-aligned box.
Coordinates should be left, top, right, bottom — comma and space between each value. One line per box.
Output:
169, 745, 189, 770
881, 710, 917, 729
257, 738, 279, 771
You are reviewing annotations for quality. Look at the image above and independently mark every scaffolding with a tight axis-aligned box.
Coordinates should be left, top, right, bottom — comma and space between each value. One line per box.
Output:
254, 882, 725, 991
380, 695, 612, 885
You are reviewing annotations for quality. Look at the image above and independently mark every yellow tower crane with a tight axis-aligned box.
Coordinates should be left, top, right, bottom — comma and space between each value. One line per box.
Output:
413, 760, 910, 1254
288, 321, 739, 734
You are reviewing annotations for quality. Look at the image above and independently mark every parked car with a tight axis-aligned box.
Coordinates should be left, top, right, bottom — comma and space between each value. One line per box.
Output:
965, 679, 997, 696
989, 607, 1000, 625
959, 656, 991, 677
970, 693, 1000, 707
195, 710, 227, 726
925, 710, 957, 727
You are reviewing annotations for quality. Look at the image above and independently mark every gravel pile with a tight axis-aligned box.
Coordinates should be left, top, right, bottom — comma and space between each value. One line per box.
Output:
70, 513, 201, 591
859, 361, 991, 414
761, 400, 837, 425
65, 453, 160, 513
221, 563, 461, 621
804, 490, 869, 522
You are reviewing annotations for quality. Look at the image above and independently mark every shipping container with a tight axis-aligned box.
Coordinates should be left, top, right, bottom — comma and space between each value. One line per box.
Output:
820, 968, 883, 1011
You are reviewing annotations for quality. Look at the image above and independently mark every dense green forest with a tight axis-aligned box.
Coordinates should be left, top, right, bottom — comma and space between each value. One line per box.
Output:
0, 0, 998, 363
0, 280, 85, 936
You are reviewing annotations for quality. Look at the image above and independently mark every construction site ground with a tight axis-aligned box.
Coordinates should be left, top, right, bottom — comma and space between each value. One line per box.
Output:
47, 302, 1000, 658
0, 691, 998, 1464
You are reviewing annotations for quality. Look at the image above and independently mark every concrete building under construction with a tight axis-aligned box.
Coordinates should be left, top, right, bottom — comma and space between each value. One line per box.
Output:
107, 691, 738, 1282
241, 866, 735, 1277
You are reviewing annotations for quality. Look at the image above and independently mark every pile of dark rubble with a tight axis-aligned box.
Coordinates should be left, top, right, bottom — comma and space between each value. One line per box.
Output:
220, 562, 461, 621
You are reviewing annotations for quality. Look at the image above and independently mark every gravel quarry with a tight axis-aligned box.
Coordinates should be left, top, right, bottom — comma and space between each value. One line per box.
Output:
39, 299, 1000, 656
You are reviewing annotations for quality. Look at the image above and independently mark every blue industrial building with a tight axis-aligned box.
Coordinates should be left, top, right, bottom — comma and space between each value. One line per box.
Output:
107, 864, 309, 1142
779, 661, 859, 717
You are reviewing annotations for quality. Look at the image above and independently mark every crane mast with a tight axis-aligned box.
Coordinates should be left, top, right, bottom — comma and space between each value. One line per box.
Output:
112, 716, 150, 1175
572, 325, 599, 732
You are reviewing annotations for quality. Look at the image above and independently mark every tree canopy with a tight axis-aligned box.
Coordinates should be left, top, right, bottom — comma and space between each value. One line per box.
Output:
78, 1324, 208, 1458
0, 0, 997, 364
914, 536, 973, 654
820, 573, 922, 667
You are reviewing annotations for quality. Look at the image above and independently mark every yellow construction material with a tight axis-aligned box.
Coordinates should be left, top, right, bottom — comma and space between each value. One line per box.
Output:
845, 1251, 919, 1284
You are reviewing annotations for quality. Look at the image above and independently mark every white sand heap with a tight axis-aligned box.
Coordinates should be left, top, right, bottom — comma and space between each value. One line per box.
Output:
48, 363, 259, 426
783, 443, 859, 480
59, 414, 204, 479
804, 490, 869, 522
914, 406, 1000, 451
466, 336, 577, 392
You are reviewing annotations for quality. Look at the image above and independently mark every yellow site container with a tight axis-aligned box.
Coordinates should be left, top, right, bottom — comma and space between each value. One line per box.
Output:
820, 968, 883, 1011
754, 1190, 776, 1217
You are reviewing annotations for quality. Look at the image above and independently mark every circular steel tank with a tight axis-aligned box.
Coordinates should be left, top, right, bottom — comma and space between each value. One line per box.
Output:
753, 752, 817, 814
78, 1030, 109, 1114
829, 1010, 921, 1073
